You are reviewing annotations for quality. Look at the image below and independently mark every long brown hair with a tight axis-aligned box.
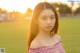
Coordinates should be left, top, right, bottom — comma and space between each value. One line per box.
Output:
27, 2, 59, 51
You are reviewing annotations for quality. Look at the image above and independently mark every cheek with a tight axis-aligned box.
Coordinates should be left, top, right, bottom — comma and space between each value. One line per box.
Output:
38, 19, 46, 28
38, 18, 46, 24
38, 20, 45, 26
52, 19, 56, 25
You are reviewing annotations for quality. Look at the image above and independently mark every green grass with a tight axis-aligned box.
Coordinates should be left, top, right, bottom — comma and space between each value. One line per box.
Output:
59, 17, 80, 53
0, 21, 28, 53
0, 17, 80, 53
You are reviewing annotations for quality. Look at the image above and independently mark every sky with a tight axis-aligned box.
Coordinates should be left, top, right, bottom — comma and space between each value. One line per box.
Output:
0, 0, 79, 13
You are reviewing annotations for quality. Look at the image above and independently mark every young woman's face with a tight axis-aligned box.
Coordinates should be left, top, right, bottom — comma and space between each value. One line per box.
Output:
37, 9, 56, 32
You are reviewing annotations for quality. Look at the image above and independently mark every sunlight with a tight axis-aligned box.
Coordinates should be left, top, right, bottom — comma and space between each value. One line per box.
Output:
0, 0, 78, 13
0, 0, 42, 13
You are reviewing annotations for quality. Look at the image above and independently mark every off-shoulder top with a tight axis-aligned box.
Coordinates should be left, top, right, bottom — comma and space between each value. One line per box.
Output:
29, 41, 66, 53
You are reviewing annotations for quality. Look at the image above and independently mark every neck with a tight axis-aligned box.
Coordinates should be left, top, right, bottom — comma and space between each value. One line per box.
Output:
37, 29, 52, 38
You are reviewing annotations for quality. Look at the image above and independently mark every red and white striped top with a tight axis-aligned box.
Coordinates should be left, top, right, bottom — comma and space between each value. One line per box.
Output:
29, 41, 66, 53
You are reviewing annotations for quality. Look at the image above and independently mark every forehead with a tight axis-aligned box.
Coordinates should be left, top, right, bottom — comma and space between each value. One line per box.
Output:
39, 9, 55, 17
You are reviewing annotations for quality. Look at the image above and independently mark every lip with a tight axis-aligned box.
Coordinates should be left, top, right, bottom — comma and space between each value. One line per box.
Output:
46, 26, 52, 29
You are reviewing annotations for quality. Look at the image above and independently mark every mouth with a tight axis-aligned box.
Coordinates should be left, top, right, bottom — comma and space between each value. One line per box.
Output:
46, 26, 53, 29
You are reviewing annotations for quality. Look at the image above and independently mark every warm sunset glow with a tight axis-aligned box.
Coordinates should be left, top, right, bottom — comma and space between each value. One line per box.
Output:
0, 0, 78, 13
0, 0, 40, 13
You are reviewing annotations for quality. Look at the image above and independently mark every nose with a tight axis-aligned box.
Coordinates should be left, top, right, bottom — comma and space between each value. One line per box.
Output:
47, 18, 51, 25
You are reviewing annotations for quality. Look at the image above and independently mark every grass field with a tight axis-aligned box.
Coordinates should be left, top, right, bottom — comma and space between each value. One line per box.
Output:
59, 17, 80, 53
0, 16, 80, 53
0, 21, 27, 53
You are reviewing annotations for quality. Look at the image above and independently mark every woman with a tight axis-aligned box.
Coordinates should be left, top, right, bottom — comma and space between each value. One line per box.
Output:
27, 2, 66, 53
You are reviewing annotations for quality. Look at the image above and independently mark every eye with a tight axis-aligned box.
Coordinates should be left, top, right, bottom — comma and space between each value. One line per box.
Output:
50, 16, 55, 19
41, 16, 47, 20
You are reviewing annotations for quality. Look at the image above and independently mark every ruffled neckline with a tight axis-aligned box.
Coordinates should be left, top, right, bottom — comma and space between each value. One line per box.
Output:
29, 41, 62, 50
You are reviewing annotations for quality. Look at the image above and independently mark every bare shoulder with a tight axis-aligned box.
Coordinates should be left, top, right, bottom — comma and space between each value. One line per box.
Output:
30, 39, 40, 48
54, 34, 62, 41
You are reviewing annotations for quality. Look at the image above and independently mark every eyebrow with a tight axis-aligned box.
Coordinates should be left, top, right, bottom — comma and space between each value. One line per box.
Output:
51, 15, 55, 16
42, 15, 55, 17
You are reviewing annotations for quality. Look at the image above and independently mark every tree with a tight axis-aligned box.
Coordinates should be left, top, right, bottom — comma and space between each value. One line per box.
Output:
0, 8, 3, 12
25, 8, 33, 17
51, 2, 71, 14
74, 7, 80, 13
0, 8, 8, 13
58, 3, 71, 14
51, 2, 59, 8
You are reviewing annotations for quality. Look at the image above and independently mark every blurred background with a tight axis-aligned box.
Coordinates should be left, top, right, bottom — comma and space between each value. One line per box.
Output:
0, 0, 80, 53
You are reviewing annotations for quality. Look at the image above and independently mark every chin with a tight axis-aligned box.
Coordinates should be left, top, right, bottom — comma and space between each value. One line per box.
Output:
44, 29, 51, 32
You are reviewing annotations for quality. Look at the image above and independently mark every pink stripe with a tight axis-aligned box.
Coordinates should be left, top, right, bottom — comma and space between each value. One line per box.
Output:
29, 40, 62, 50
